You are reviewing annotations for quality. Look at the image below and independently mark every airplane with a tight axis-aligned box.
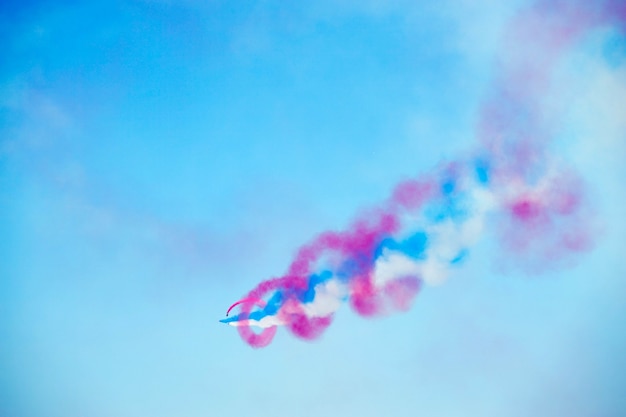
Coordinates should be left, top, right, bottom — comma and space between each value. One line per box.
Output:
220, 295, 286, 328
219, 310, 284, 328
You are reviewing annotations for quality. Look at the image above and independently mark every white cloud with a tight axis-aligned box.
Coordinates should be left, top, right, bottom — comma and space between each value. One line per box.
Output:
303, 279, 348, 317
373, 250, 422, 287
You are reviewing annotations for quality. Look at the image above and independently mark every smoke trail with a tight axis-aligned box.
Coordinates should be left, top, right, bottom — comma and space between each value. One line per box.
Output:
224, 1, 625, 348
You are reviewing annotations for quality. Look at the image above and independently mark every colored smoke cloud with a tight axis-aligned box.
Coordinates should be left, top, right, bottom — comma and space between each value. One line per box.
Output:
224, 0, 625, 348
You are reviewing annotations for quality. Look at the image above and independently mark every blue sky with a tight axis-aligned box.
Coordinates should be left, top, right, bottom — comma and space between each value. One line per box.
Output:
1, 1, 625, 416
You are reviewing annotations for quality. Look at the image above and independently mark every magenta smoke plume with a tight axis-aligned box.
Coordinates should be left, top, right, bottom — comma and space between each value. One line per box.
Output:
220, 1, 624, 348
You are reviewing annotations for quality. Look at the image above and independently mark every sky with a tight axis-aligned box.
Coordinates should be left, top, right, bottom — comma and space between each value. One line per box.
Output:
1, 1, 625, 416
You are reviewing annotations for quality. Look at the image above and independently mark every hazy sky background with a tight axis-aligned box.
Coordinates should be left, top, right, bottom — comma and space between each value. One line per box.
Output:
1, 1, 625, 416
